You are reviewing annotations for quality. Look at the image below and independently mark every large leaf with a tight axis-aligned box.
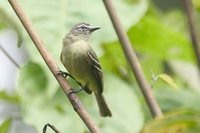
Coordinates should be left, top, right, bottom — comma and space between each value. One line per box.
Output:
18, 61, 49, 98
101, 10, 194, 80
141, 110, 200, 133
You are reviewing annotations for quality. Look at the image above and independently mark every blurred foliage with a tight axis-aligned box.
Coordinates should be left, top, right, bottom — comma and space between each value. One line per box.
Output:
101, 8, 194, 81
155, 88, 200, 112
167, 60, 200, 92
193, 0, 200, 10
0, 118, 12, 133
0, 0, 148, 97
0, 91, 20, 104
0, 0, 200, 133
151, 73, 179, 89
141, 110, 200, 133
0, 8, 22, 46
18, 65, 144, 133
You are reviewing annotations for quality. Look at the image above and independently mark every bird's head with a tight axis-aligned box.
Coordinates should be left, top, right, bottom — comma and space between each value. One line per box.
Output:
69, 23, 100, 40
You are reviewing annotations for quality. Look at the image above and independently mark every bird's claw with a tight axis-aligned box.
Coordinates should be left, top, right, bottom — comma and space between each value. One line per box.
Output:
57, 70, 72, 78
68, 88, 84, 95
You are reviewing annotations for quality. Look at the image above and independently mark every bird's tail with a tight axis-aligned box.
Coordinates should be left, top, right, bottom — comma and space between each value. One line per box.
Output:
94, 93, 112, 117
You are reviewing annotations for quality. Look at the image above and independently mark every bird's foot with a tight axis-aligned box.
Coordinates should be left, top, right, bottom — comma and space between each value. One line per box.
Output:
57, 70, 83, 87
68, 88, 84, 95
57, 70, 73, 78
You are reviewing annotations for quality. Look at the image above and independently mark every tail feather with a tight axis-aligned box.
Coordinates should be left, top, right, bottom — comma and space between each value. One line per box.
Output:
94, 93, 112, 117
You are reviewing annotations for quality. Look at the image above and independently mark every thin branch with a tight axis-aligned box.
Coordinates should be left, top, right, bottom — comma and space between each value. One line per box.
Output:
102, 0, 163, 118
0, 44, 20, 69
43, 123, 60, 133
183, 0, 200, 71
8, 0, 100, 133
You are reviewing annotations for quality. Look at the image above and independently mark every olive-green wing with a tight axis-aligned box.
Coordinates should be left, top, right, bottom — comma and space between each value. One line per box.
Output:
87, 50, 103, 94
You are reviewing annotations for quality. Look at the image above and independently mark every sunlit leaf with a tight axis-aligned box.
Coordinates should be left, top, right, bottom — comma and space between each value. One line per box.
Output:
156, 74, 178, 89
141, 110, 200, 133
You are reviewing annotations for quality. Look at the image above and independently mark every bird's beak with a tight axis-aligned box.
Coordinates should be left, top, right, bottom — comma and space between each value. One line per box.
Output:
90, 27, 100, 32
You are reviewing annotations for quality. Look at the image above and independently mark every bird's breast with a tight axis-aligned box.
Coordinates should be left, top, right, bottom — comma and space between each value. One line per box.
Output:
61, 40, 91, 85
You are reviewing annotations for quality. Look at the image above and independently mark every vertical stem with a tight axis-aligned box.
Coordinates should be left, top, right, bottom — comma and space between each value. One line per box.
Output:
102, 0, 162, 118
184, 0, 200, 70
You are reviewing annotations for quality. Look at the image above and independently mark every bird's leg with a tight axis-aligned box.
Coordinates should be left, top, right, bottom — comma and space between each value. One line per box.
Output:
57, 70, 82, 87
57, 70, 73, 79
43, 123, 60, 133
69, 85, 92, 95
57, 70, 84, 94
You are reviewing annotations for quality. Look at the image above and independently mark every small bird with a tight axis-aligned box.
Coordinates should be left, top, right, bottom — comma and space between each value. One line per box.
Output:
60, 23, 112, 117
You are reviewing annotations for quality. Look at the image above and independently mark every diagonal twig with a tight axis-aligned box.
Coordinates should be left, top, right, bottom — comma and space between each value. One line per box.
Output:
8, 0, 100, 133
0, 44, 20, 69
102, 0, 163, 118
183, 0, 200, 71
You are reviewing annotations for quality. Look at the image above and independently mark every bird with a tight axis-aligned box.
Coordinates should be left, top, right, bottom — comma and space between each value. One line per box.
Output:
60, 23, 112, 117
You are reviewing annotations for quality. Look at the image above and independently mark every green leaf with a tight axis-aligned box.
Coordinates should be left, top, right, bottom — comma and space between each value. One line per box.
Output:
99, 74, 144, 133
152, 73, 179, 89
141, 110, 200, 133
0, 91, 20, 104
0, 118, 12, 133
128, 15, 192, 59
101, 10, 194, 80
100, 41, 133, 82
18, 61, 48, 99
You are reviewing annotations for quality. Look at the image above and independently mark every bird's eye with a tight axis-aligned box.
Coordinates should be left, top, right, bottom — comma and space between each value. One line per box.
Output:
80, 26, 85, 29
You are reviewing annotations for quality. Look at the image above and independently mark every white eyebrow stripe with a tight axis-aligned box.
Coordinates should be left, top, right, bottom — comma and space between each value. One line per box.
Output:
77, 24, 87, 27
77, 24, 91, 28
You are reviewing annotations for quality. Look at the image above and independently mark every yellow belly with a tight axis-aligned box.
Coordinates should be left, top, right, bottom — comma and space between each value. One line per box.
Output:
61, 40, 97, 92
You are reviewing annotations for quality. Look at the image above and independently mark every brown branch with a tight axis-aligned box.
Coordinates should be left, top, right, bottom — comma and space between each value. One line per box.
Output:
183, 0, 200, 70
102, 0, 163, 118
0, 44, 20, 69
7, 0, 100, 133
